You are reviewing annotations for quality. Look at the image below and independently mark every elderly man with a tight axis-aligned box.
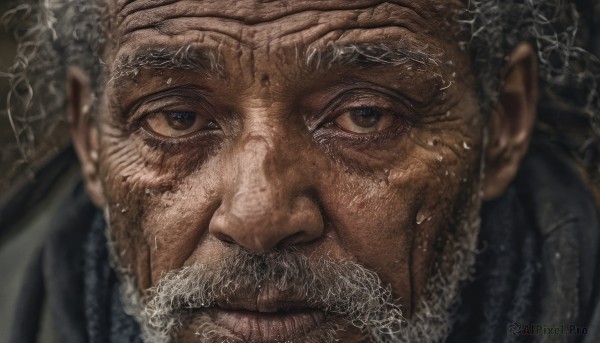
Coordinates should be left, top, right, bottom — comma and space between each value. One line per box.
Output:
1, 0, 600, 342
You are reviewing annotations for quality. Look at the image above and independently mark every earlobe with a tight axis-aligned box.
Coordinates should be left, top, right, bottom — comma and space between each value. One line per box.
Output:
67, 67, 105, 208
483, 43, 538, 200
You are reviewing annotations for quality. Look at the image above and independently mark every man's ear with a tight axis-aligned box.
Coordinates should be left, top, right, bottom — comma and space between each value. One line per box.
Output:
483, 43, 538, 200
68, 67, 105, 208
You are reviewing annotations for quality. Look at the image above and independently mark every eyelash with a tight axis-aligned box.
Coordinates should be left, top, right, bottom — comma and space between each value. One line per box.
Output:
314, 91, 414, 145
123, 86, 224, 152
132, 108, 221, 154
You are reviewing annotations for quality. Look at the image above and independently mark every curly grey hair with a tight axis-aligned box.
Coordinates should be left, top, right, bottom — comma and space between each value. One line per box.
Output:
1, 0, 600, 184
464, 0, 600, 178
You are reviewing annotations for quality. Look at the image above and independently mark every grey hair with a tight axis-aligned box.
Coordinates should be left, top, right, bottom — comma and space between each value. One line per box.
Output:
462, 0, 600, 176
111, 45, 227, 83
1, 0, 105, 184
1, 0, 600, 184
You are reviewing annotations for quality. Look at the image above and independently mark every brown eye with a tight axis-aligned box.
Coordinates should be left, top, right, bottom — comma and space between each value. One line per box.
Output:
144, 111, 219, 138
334, 107, 395, 134
166, 112, 196, 130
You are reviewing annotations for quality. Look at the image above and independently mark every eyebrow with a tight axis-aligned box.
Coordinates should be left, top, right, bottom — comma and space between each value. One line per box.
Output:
111, 45, 226, 81
302, 42, 435, 72
110, 42, 435, 83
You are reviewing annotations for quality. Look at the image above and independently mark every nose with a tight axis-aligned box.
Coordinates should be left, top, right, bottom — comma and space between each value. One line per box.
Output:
209, 135, 324, 251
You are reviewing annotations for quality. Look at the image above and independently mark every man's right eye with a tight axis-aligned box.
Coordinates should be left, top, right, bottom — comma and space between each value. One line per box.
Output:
143, 111, 220, 138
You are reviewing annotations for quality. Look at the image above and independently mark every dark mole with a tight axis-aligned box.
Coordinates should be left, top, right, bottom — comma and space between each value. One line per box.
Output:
260, 73, 270, 87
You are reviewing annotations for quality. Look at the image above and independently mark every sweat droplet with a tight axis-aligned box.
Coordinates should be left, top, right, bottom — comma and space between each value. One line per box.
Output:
381, 169, 390, 185
167, 78, 172, 85
463, 141, 471, 150
416, 213, 432, 225
427, 137, 441, 147
437, 155, 444, 162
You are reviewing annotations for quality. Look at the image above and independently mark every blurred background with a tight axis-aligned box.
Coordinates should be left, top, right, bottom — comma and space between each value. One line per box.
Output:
0, 0, 73, 343
0, 0, 18, 190
1, 2, 21, 342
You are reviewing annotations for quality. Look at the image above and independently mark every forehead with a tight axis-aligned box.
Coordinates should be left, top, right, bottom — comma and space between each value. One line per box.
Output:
107, 0, 465, 70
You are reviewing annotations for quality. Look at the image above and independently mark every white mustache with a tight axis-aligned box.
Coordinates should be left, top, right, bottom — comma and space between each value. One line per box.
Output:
143, 250, 404, 341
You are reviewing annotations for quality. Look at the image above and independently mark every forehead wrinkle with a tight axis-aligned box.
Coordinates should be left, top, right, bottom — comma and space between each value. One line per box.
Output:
115, 1, 436, 49
110, 45, 226, 81
114, 0, 447, 23
116, 0, 383, 26
115, 0, 177, 16
108, 0, 461, 90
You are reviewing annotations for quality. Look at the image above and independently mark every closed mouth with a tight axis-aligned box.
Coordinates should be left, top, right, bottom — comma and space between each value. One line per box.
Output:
203, 293, 330, 342
212, 307, 327, 342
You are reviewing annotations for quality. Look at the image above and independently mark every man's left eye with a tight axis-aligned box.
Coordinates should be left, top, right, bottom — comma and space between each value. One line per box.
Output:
333, 107, 396, 134
143, 111, 219, 138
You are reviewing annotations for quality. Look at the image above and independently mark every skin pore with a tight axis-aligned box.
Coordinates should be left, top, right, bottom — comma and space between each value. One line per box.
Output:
68, 0, 538, 342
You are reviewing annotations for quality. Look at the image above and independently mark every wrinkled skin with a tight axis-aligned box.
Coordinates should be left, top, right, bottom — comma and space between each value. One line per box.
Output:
70, 0, 537, 341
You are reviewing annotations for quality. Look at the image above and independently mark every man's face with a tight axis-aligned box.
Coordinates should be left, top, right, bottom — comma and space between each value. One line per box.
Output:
93, 0, 484, 341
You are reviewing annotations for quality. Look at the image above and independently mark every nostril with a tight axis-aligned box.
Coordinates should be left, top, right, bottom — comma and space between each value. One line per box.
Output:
276, 231, 315, 250
213, 231, 236, 245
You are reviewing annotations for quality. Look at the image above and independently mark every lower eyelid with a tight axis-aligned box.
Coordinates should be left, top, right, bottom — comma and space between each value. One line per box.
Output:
138, 125, 223, 149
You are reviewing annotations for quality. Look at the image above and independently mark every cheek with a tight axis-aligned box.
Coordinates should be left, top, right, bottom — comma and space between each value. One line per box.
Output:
319, 127, 482, 311
140, 175, 223, 285
320, 174, 422, 309
97, 126, 222, 289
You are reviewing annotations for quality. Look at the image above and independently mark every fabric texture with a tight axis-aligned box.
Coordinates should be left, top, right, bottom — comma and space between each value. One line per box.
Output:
448, 140, 600, 343
6, 141, 600, 342
84, 214, 142, 343
447, 185, 540, 343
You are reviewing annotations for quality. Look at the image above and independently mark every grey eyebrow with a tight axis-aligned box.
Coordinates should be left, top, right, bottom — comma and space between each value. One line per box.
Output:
302, 42, 435, 72
111, 45, 226, 81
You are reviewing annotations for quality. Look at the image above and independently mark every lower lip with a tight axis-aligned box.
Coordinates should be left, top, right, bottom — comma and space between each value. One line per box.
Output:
212, 308, 326, 342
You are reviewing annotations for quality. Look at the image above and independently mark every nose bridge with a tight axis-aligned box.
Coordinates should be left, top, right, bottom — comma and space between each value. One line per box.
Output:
210, 125, 324, 251
231, 134, 286, 217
